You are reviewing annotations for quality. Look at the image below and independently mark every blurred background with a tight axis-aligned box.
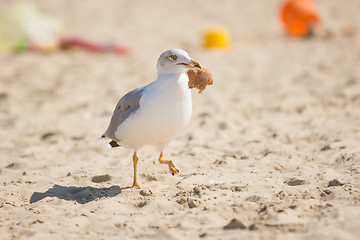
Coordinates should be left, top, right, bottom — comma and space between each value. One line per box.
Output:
1, 0, 359, 156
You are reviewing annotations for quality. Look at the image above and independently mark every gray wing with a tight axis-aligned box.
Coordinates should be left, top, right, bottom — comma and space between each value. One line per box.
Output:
102, 87, 144, 142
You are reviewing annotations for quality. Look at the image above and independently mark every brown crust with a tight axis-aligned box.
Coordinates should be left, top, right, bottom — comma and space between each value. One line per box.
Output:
187, 68, 213, 94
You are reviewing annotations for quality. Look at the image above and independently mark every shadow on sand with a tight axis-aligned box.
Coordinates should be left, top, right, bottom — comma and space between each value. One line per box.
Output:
30, 185, 129, 204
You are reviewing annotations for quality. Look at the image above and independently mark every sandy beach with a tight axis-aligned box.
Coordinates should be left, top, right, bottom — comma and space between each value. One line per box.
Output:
0, 0, 360, 239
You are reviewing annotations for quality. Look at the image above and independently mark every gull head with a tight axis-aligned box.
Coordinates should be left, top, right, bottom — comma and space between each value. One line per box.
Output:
157, 48, 201, 75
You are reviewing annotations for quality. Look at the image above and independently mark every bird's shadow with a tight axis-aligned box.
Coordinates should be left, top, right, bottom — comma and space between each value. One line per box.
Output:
30, 185, 129, 204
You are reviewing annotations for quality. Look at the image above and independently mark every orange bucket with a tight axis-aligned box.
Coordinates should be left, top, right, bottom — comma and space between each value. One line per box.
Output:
279, 0, 321, 37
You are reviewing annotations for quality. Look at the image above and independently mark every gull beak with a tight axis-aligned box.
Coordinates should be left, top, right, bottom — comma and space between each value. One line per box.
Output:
177, 59, 202, 69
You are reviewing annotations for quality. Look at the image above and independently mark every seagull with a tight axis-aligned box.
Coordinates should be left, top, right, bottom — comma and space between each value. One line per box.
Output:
101, 48, 202, 188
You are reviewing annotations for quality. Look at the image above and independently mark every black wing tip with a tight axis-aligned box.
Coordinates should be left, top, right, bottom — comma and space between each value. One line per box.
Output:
109, 140, 120, 148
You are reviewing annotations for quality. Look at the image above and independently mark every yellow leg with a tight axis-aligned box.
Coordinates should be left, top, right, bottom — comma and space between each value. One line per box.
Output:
132, 151, 145, 189
158, 152, 180, 176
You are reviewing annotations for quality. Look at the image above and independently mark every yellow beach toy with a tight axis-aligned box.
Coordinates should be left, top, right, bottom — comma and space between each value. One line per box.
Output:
203, 28, 231, 49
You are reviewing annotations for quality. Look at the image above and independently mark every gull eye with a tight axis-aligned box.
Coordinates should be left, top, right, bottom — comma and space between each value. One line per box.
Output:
170, 54, 177, 60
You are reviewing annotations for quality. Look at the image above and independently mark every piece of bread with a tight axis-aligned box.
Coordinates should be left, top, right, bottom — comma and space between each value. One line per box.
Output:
187, 68, 213, 93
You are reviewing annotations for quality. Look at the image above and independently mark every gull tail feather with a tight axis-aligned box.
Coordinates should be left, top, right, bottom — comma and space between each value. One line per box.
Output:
98, 135, 106, 140
108, 140, 120, 148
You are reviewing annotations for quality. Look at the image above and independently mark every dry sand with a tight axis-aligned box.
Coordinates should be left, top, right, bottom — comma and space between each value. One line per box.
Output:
1, 0, 360, 239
